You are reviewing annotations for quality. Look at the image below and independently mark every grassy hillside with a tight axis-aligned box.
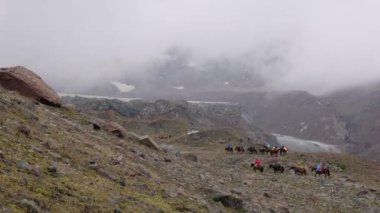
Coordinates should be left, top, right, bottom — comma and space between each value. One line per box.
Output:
0, 89, 207, 212
0, 88, 379, 212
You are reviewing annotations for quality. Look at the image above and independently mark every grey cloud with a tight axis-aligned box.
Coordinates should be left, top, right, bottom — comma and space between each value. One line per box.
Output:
1, 0, 380, 94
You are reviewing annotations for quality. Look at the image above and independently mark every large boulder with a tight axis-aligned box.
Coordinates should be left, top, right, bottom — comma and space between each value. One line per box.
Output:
0, 66, 61, 107
180, 152, 198, 162
207, 188, 244, 210
104, 122, 126, 138
138, 136, 160, 151
126, 132, 160, 151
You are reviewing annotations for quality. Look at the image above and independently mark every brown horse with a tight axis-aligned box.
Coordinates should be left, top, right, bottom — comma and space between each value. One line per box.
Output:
279, 146, 288, 156
251, 163, 264, 173
269, 164, 284, 174
258, 147, 269, 155
225, 146, 233, 154
311, 167, 330, 178
289, 166, 307, 175
270, 147, 280, 157
235, 146, 245, 154
247, 146, 258, 154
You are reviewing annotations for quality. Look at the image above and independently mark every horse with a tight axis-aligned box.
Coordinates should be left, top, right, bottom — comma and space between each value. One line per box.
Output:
279, 146, 288, 156
247, 146, 258, 154
235, 146, 245, 154
270, 147, 280, 157
258, 147, 269, 155
225, 146, 233, 154
269, 164, 284, 174
251, 163, 264, 173
311, 166, 330, 178
289, 166, 307, 175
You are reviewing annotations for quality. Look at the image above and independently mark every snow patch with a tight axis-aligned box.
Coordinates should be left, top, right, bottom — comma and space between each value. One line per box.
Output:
187, 100, 237, 105
173, 86, 185, 90
273, 133, 341, 153
300, 124, 308, 133
316, 100, 324, 107
111, 81, 135, 93
59, 93, 139, 102
224, 81, 230, 85
187, 130, 199, 135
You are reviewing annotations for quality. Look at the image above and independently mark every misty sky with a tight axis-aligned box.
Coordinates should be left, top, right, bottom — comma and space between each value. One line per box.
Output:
1, 0, 380, 94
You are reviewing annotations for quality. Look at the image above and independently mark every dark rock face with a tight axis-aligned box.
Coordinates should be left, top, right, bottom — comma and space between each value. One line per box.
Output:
0, 66, 61, 107
231, 91, 349, 145
213, 195, 244, 210
326, 83, 380, 162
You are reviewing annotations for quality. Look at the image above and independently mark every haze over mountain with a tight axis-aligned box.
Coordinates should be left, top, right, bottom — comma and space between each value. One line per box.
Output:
2, 0, 380, 95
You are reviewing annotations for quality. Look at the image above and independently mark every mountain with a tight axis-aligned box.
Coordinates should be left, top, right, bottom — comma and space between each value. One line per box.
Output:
61, 96, 279, 146
192, 88, 380, 163
0, 66, 379, 212
72, 47, 271, 99
183, 90, 380, 163
326, 82, 380, 162
188, 91, 349, 144
69, 78, 380, 163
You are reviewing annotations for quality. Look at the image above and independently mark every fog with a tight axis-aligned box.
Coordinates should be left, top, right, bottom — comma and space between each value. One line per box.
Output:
1, 0, 380, 95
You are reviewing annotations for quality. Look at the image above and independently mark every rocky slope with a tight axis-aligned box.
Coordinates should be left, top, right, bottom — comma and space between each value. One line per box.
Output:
61, 96, 279, 146
0, 85, 379, 212
225, 91, 349, 145
0, 87, 205, 212
0, 66, 379, 212
161, 90, 379, 163
325, 82, 380, 163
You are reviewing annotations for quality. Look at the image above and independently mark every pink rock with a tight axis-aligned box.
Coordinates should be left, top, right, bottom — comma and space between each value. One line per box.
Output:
0, 66, 61, 107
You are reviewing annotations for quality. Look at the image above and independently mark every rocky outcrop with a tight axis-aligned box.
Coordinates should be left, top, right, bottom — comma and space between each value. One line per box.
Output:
138, 136, 160, 151
104, 122, 126, 138
127, 132, 160, 151
207, 188, 244, 210
180, 152, 198, 162
0, 66, 61, 107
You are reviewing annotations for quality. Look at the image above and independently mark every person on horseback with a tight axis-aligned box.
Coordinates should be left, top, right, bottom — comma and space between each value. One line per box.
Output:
316, 162, 320, 172
227, 143, 232, 149
255, 158, 261, 167
316, 162, 324, 172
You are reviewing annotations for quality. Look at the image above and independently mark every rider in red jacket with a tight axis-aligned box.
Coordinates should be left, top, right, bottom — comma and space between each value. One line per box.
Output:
255, 158, 261, 167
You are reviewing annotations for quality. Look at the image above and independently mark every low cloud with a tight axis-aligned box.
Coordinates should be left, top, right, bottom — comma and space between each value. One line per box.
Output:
1, 0, 380, 94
